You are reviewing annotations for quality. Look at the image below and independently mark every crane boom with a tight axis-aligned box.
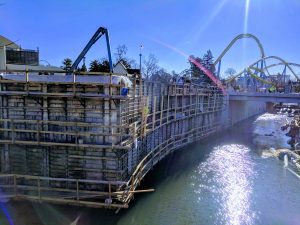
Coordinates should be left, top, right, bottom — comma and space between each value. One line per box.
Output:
70, 27, 113, 73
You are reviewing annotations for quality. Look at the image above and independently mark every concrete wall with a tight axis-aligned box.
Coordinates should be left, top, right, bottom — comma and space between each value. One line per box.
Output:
222, 98, 266, 127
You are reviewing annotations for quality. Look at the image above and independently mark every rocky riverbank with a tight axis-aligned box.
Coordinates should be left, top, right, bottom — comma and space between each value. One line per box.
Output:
281, 115, 300, 149
253, 113, 300, 169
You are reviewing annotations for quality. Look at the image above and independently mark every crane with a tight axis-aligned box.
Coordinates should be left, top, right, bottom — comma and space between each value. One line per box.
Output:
70, 27, 113, 73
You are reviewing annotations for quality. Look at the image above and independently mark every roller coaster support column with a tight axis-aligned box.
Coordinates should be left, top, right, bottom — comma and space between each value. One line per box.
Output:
260, 60, 264, 78
217, 60, 222, 79
283, 65, 287, 83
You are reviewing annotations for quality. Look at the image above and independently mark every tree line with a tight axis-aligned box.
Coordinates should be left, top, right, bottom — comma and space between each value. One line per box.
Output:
61, 45, 236, 84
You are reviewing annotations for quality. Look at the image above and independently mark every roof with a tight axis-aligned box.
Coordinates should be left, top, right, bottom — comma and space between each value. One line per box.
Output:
0, 36, 19, 49
114, 61, 140, 75
6, 64, 63, 72
0, 74, 133, 86
127, 69, 140, 74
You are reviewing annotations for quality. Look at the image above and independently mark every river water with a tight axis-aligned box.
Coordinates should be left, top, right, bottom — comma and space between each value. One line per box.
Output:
1, 114, 300, 225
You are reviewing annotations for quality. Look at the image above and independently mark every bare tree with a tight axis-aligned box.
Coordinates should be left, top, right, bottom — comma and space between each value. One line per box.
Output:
114, 44, 128, 62
127, 58, 138, 69
114, 44, 138, 69
225, 68, 237, 77
143, 54, 159, 80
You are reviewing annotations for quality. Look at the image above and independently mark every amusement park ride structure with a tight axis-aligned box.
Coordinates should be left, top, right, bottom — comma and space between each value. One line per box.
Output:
213, 34, 300, 91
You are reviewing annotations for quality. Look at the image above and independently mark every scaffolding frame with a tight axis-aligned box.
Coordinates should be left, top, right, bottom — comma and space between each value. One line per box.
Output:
0, 70, 224, 210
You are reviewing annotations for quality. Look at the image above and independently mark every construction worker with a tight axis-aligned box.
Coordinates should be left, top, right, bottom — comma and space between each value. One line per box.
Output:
268, 86, 276, 93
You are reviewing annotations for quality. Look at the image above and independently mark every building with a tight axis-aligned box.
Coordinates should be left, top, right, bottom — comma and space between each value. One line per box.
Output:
0, 35, 62, 72
113, 60, 140, 76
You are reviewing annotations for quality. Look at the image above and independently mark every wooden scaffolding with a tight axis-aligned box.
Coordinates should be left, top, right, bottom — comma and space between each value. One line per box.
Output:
0, 70, 224, 210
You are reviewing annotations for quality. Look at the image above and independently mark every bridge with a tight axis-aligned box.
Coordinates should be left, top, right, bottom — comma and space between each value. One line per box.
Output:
226, 91, 300, 125
229, 92, 300, 104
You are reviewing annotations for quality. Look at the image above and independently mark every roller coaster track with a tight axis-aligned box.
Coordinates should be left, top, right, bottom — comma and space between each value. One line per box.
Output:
259, 62, 300, 72
214, 33, 300, 85
214, 33, 265, 66
226, 56, 300, 83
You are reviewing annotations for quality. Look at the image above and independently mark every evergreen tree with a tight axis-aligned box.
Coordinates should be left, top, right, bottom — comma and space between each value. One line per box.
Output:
89, 59, 110, 72
202, 50, 215, 73
80, 63, 87, 72
189, 50, 216, 84
89, 60, 101, 72
61, 58, 73, 71
99, 59, 110, 72
189, 55, 202, 78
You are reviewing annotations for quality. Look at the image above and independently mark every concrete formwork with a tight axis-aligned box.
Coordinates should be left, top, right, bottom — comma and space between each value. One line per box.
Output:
0, 72, 224, 209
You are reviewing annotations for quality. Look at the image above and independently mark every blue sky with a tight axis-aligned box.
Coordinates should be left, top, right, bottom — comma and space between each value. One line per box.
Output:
1, 0, 300, 77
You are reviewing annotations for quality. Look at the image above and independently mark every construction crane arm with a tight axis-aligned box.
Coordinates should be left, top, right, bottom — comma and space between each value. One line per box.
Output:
70, 27, 113, 73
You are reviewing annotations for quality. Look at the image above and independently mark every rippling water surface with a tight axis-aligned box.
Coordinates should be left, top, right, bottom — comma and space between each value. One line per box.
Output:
1, 114, 300, 225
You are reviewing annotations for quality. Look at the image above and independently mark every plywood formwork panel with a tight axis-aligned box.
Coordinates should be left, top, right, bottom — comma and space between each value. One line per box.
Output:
0, 73, 225, 209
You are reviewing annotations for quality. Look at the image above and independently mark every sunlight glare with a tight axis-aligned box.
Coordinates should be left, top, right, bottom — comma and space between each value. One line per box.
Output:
243, 0, 251, 65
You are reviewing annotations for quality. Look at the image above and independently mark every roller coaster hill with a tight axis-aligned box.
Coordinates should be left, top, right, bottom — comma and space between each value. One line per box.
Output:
214, 34, 300, 93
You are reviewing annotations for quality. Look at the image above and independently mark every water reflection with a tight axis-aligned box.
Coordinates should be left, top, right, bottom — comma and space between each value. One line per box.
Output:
193, 144, 256, 225
4, 115, 300, 225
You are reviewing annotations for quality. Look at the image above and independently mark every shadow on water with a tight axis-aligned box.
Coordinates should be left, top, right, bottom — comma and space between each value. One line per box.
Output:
1, 116, 286, 225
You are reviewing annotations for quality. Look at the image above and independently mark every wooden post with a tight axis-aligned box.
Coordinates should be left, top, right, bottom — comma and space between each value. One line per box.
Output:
11, 119, 15, 143
167, 95, 170, 123
73, 73, 76, 96
25, 69, 29, 93
160, 96, 163, 126
37, 177, 41, 200
109, 73, 112, 96
76, 180, 79, 201
189, 94, 192, 117
152, 97, 156, 130
13, 174, 17, 196
108, 182, 112, 200
175, 94, 177, 120
131, 174, 135, 200
37, 120, 40, 144
196, 94, 199, 114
